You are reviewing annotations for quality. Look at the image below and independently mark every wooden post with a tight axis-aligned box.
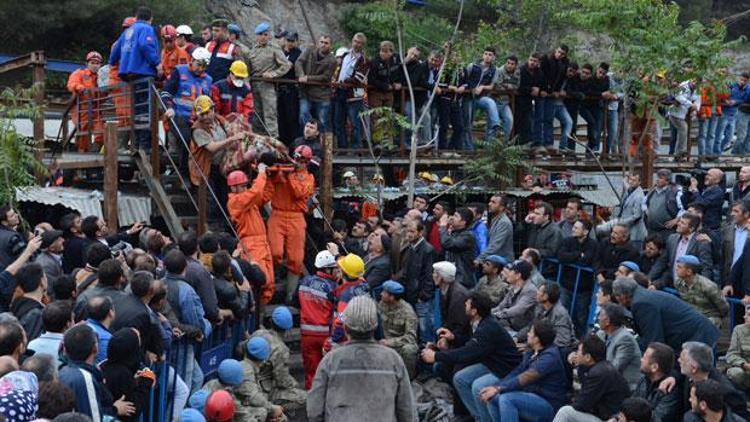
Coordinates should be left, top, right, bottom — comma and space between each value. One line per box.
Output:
31, 52, 46, 179
198, 181, 207, 235
321, 132, 333, 222
642, 146, 654, 189
150, 87, 160, 179
103, 122, 119, 233
399, 89, 406, 157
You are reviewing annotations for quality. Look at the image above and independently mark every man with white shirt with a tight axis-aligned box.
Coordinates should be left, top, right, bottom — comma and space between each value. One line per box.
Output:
332, 33, 369, 148
668, 79, 700, 160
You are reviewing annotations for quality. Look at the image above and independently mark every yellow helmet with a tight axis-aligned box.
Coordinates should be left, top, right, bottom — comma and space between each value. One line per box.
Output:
194, 95, 214, 115
440, 176, 454, 185
229, 60, 249, 79
419, 172, 432, 182
371, 174, 384, 183
337, 253, 365, 279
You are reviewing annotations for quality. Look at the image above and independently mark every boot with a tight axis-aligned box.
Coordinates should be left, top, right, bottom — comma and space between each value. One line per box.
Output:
285, 273, 301, 305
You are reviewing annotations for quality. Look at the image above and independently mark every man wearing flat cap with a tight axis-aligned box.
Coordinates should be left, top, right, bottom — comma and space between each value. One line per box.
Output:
474, 255, 510, 307
674, 254, 728, 327
378, 280, 418, 378
247, 21, 292, 139
34, 229, 65, 289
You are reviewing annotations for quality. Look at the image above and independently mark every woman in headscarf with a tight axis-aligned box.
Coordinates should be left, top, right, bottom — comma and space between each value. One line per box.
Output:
100, 328, 155, 422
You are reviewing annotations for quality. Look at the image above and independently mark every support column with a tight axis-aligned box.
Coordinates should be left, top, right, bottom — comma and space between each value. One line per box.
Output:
103, 122, 119, 233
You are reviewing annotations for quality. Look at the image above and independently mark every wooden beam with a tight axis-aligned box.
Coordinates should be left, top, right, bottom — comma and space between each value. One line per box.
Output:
321, 132, 333, 221
198, 181, 207, 235
32, 59, 46, 171
134, 149, 184, 238
150, 89, 160, 179
103, 123, 118, 233
0, 51, 46, 75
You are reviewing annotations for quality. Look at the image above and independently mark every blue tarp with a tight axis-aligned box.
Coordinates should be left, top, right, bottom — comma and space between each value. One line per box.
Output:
0, 54, 84, 73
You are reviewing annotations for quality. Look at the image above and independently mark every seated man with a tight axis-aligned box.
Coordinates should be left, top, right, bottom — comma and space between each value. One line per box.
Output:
377, 280, 418, 378
473, 255, 510, 306
236, 337, 285, 422
673, 254, 728, 328
491, 260, 538, 335
596, 303, 641, 392
421, 291, 521, 422
516, 281, 577, 349
649, 213, 713, 288
480, 319, 571, 421
555, 335, 630, 422
632, 342, 680, 422
726, 304, 750, 391
684, 379, 746, 422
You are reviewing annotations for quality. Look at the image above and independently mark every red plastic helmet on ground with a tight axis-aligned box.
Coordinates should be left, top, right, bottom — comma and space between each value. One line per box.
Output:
161, 25, 178, 40
204, 390, 235, 422
227, 170, 249, 187
293, 145, 312, 162
86, 51, 103, 63
122, 16, 136, 28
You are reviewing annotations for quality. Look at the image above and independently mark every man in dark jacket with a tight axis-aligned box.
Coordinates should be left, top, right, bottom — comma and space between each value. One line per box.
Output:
521, 201, 562, 258
595, 223, 640, 283
296, 35, 336, 133
422, 291, 521, 422
686, 169, 725, 232
404, 46, 432, 145
74, 259, 128, 320
364, 231, 392, 298
557, 219, 598, 335
10, 263, 46, 341
684, 380, 746, 422
111, 271, 166, 361
440, 207, 478, 288
632, 342, 680, 422
539, 45, 570, 153
368, 40, 403, 145
177, 231, 221, 323
430, 261, 471, 354
561, 63, 584, 151
577, 63, 610, 156
649, 213, 713, 288
60, 212, 87, 274
613, 278, 720, 351
0, 205, 26, 270
516, 53, 545, 146
554, 335, 630, 421
399, 219, 436, 343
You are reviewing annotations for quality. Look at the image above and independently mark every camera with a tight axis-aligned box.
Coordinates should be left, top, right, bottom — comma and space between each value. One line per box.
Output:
110, 241, 130, 258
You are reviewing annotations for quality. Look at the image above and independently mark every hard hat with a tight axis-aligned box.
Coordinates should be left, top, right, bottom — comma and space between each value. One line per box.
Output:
440, 176, 453, 185
335, 47, 349, 58
194, 95, 214, 115
315, 250, 337, 269
337, 253, 365, 279
161, 25, 177, 40
272, 306, 294, 330
191, 47, 211, 64
293, 145, 313, 161
204, 390, 235, 422
86, 51, 103, 63
342, 171, 356, 179
229, 60, 249, 79
656, 69, 667, 79
122, 17, 136, 28
371, 174, 384, 183
430, 173, 439, 183
227, 170, 248, 187
176, 24, 194, 35
419, 172, 432, 182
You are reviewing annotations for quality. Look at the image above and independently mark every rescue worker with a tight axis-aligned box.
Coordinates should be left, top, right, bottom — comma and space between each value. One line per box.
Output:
109, 17, 136, 142
264, 145, 315, 304
227, 166, 274, 304
204, 389, 235, 422
175, 25, 197, 54
211, 60, 254, 125
237, 337, 285, 422
161, 47, 213, 178
205, 19, 239, 81
378, 280, 419, 378
326, 253, 369, 350
67, 51, 104, 152
247, 22, 292, 138
251, 307, 307, 410
160, 24, 191, 82
297, 250, 339, 389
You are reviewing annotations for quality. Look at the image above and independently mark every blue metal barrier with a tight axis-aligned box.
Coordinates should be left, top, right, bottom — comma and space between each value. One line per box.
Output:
540, 257, 596, 320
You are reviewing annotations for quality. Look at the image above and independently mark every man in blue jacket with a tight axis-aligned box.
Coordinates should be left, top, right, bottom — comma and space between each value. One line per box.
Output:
109, 6, 160, 150
421, 291, 521, 422
480, 319, 570, 422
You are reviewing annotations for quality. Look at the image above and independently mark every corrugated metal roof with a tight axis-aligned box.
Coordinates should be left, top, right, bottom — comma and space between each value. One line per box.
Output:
15, 187, 151, 227
501, 189, 620, 207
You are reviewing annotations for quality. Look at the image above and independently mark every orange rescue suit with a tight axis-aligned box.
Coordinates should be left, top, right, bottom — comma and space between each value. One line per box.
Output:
161, 47, 191, 82
67, 68, 103, 152
227, 171, 275, 304
265, 167, 315, 275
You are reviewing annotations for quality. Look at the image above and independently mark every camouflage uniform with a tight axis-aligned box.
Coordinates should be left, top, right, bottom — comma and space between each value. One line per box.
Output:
726, 323, 750, 390
674, 274, 729, 328
473, 275, 510, 306
203, 376, 269, 422
251, 328, 307, 409
378, 298, 419, 377
246, 43, 292, 138
233, 40, 252, 63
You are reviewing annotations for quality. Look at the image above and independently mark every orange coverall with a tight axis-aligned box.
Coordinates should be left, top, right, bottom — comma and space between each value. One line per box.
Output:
265, 167, 315, 276
108, 65, 132, 129
161, 47, 191, 81
67, 68, 103, 152
227, 171, 276, 304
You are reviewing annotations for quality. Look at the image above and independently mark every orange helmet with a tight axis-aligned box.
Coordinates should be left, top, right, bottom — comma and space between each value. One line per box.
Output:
204, 390, 235, 422
122, 16, 136, 28
227, 170, 248, 187
86, 51, 103, 63
293, 145, 312, 162
161, 25, 178, 40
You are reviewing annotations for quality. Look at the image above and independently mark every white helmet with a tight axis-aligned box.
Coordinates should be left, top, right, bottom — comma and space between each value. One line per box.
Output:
335, 47, 349, 58
191, 47, 211, 64
315, 250, 337, 269
176, 24, 194, 36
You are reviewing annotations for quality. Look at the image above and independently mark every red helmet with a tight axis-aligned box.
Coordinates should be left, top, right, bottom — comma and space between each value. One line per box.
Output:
86, 51, 103, 63
204, 390, 235, 422
293, 145, 312, 161
122, 16, 136, 28
161, 25, 178, 40
227, 170, 248, 187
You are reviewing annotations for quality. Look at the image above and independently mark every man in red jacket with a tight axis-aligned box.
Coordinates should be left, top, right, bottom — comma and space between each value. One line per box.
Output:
211, 60, 254, 125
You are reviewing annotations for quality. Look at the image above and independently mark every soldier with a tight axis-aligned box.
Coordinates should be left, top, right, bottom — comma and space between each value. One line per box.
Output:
236, 337, 285, 421
378, 280, 419, 378
247, 22, 292, 138
228, 23, 251, 63
674, 255, 729, 328
202, 359, 251, 420
251, 306, 307, 410
473, 255, 510, 307
726, 305, 750, 390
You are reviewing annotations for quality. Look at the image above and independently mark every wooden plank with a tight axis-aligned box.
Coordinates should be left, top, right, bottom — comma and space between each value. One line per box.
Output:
103, 123, 118, 232
321, 132, 333, 221
32, 58, 46, 181
198, 181, 207, 235
133, 149, 184, 238
149, 88, 160, 179
0, 51, 46, 75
